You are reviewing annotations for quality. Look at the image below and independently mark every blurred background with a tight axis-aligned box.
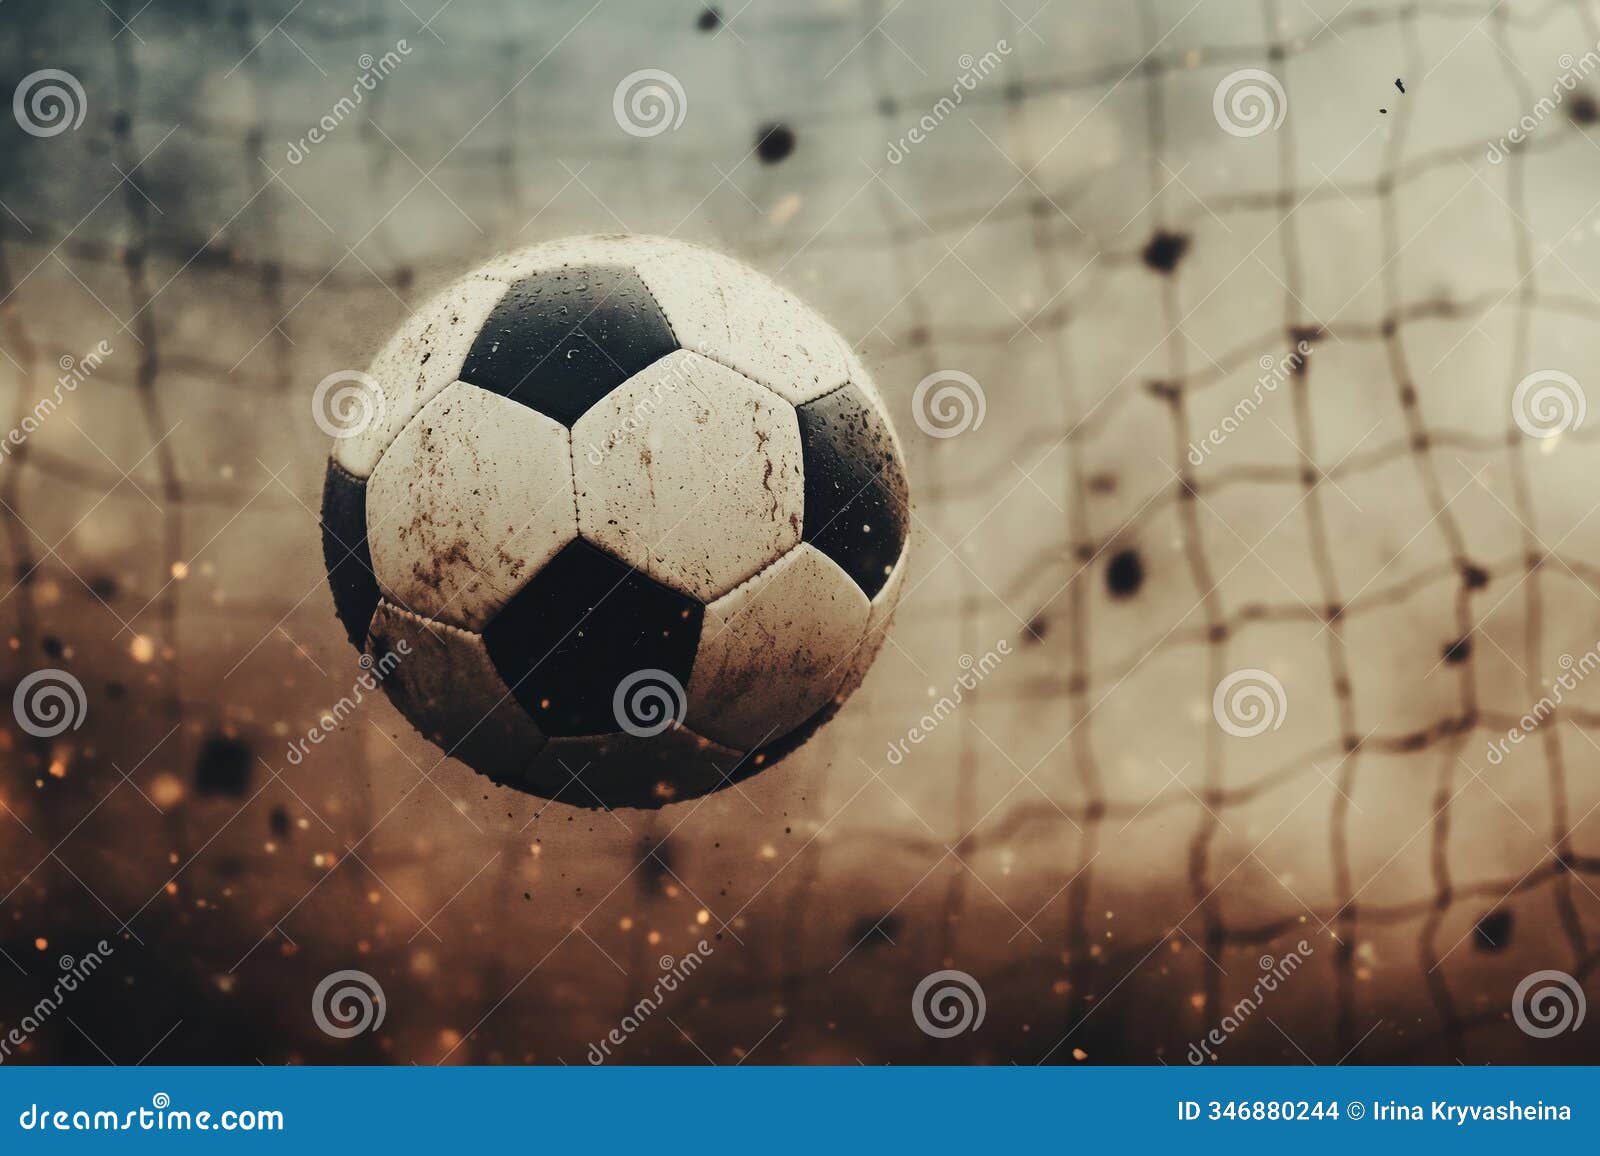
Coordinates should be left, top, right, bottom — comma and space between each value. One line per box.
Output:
2, 0, 1599, 1065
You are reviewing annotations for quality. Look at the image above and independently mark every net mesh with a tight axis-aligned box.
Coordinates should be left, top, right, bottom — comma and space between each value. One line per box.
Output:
1, 0, 1599, 1064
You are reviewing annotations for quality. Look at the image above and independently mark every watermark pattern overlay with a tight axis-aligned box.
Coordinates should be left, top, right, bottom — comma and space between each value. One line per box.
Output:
911, 370, 986, 438
312, 970, 387, 1039
285, 644, 410, 766
1486, 41, 1600, 162
885, 41, 1012, 164
13, 69, 87, 138
1486, 643, 1600, 765
1511, 369, 1584, 439
613, 669, 687, 738
580, 343, 713, 466
912, 969, 986, 1038
1, 340, 111, 460
613, 69, 687, 137
10, 0, 1600, 1077
1212, 68, 1286, 137
1187, 941, 1314, 1063
12, 668, 88, 739
0, 942, 115, 1064
1187, 340, 1312, 465
312, 370, 386, 440
586, 942, 714, 1063
1211, 669, 1287, 738
16, 1095, 283, 1133
286, 42, 413, 164
1511, 970, 1586, 1038
886, 641, 1010, 765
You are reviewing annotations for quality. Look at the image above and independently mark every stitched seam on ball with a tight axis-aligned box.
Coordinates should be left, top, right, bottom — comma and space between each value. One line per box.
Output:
708, 538, 810, 617
556, 424, 580, 579
632, 268, 680, 348
696, 541, 870, 733
363, 374, 463, 483
803, 378, 852, 408
373, 597, 487, 644
690, 345, 850, 410
326, 456, 363, 489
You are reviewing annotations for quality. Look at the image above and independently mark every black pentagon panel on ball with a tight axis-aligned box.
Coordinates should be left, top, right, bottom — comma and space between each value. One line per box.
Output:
795, 384, 910, 599
458, 264, 679, 426
320, 459, 381, 647
482, 539, 704, 737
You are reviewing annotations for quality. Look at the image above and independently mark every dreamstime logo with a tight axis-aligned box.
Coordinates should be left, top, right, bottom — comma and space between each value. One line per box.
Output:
1212, 668, 1286, 738
1512, 969, 1586, 1038
286, 41, 413, 164
1212, 68, 1287, 137
312, 969, 386, 1039
912, 370, 986, 438
586, 940, 714, 1063
885, 40, 1012, 163
912, 969, 986, 1038
285, 643, 409, 766
885, 640, 1011, 765
16, 1092, 284, 1132
0, 940, 114, 1064
1188, 941, 1313, 1063
1187, 339, 1313, 465
1486, 41, 1600, 163
2, 340, 113, 463
581, 342, 714, 467
14, 69, 87, 138
613, 69, 687, 137
312, 370, 386, 440
13, 668, 87, 738
1512, 369, 1585, 439
613, 669, 687, 738
1486, 643, 1600, 765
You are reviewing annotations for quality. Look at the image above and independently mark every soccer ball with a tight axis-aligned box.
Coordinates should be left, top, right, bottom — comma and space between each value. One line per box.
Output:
319, 235, 910, 808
